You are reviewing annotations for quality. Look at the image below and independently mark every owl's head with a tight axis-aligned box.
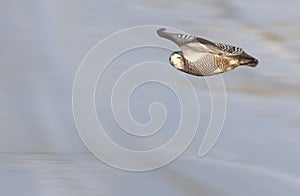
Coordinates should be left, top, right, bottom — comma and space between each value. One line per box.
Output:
169, 51, 184, 70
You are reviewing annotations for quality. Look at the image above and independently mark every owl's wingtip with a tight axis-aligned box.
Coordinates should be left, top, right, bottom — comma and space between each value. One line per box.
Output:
156, 28, 167, 37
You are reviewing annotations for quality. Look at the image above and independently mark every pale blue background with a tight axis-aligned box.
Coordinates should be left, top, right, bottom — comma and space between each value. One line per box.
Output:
1, 0, 300, 195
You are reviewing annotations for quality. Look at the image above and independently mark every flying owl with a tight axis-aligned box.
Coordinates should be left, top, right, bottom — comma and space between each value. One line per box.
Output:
157, 28, 258, 76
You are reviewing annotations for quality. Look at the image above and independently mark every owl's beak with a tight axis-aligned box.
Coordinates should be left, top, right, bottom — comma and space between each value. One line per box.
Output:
239, 52, 258, 67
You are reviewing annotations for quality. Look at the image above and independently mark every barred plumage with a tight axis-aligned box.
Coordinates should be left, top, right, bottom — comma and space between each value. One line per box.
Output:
215, 43, 243, 55
157, 28, 258, 76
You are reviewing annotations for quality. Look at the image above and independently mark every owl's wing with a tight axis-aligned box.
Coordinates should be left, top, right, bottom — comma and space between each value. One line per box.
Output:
156, 28, 243, 62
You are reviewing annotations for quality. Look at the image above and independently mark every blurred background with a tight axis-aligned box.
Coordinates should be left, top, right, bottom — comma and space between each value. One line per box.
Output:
1, 0, 300, 195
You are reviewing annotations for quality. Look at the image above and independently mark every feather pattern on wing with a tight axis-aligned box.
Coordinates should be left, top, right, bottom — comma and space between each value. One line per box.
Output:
157, 28, 243, 58
215, 43, 243, 56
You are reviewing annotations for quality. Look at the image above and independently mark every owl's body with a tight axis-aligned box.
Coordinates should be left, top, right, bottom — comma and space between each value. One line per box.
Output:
157, 28, 258, 76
